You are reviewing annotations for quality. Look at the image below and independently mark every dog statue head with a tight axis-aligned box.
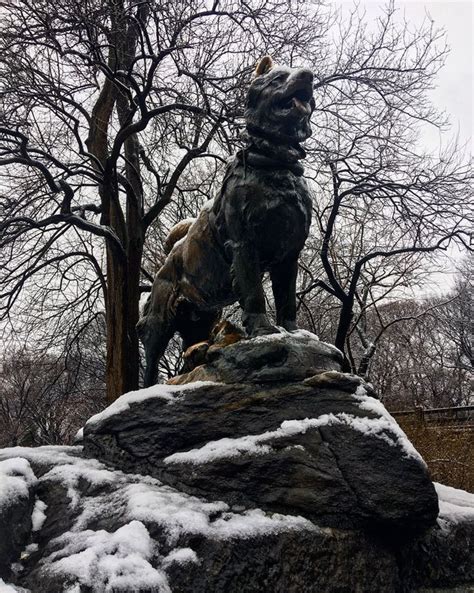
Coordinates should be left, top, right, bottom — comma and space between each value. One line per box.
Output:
245, 56, 315, 146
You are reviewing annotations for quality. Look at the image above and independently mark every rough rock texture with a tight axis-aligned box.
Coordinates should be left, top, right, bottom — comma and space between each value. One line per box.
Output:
0, 459, 36, 580
0, 446, 472, 593
1, 333, 471, 592
168, 329, 343, 384
83, 368, 438, 536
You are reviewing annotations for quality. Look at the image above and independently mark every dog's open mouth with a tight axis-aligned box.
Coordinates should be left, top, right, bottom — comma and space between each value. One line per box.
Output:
276, 85, 313, 116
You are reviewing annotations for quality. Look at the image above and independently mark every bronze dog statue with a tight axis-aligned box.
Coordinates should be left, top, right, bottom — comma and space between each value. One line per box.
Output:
138, 56, 315, 386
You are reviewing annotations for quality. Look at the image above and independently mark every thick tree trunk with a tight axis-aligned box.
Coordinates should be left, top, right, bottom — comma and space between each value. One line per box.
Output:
105, 241, 142, 404
87, 5, 149, 404
104, 168, 144, 403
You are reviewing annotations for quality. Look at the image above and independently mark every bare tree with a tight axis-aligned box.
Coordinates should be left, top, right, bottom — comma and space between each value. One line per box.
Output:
368, 292, 472, 410
1, 0, 472, 409
298, 3, 473, 369
0, 325, 105, 446
0, 0, 327, 401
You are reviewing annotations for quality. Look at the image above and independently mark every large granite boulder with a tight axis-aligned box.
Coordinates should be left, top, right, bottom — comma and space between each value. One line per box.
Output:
2, 331, 470, 593
0, 446, 472, 593
0, 458, 36, 580
83, 332, 438, 536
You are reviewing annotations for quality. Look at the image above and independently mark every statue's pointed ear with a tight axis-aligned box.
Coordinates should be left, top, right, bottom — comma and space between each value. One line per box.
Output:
254, 56, 273, 77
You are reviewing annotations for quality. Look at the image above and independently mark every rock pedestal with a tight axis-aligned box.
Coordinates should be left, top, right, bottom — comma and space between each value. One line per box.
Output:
83, 331, 438, 536
168, 329, 343, 384
1, 331, 472, 593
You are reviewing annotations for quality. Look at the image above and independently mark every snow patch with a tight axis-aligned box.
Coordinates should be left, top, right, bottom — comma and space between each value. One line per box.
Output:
0, 458, 36, 511
124, 481, 228, 545
208, 508, 313, 539
124, 481, 314, 544
435, 482, 474, 524
0, 579, 30, 592
163, 415, 339, 464
46, 521, 170, 593
23, 543, 39, 555
32, 498, 47, 531
85, 382, 216, 427
0, 446, 122, 511
42, 457, 120, 510
251, 328, 319, 344
353, 384, 424, 463
162, 548, 199, 567
0, 446, 82, 466
164, 409, 423, 466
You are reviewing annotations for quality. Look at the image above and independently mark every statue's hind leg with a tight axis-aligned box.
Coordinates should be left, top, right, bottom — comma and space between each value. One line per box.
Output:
176, 305, 221, 351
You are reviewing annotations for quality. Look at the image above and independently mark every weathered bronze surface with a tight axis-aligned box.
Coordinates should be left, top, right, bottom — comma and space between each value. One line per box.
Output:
138, 57, 315, 386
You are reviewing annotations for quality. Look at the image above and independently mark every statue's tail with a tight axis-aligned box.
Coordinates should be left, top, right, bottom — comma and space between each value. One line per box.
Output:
164, 218, 196, 255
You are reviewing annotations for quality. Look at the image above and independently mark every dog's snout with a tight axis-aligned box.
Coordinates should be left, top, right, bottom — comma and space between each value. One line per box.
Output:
296, 69, 313, 83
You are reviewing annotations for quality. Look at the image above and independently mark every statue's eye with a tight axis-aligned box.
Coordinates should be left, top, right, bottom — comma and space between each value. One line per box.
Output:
272, 74, 286, 83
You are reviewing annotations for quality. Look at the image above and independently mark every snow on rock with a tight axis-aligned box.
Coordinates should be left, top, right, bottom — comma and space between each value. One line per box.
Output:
435, 482, 474, 524
84, 381, 217, 428
161, 548, 199, 568
45, 521, 170, 593
251, 328, 319, 343
124, 481, 314, 544
0, 458, 36, 510
164, 409, 424, 466
81, 375, 439, 535
163, 415, 339, 464
73, 428, 83, 444
0, 578, 30, 592
0, 446, 82, 468
353, 384, 425, 463
0, 446, 120, 512
31, 499, 47, 532
43, 458, 118, 511
0, 446, 315, 592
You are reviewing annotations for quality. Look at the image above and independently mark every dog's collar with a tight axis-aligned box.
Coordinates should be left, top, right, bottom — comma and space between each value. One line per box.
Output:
240, 125, 307, 176
237, 149, 305, 176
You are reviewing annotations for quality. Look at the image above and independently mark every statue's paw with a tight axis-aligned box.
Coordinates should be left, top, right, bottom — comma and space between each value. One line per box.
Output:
281, 320, 298, 332
252, 324, 280, 337
244, 313, 279, 337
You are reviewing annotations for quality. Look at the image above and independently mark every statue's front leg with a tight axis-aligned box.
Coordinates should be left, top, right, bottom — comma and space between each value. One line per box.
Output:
271, 257, 298, 331
230, 241, 277, 336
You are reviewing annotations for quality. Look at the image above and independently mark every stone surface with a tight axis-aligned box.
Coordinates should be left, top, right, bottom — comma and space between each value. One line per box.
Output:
0, 446, 472, 593
168, 329, 343, 385
1, 334, 470, 592
0, 459, 36, 580
83, 370, 438, 536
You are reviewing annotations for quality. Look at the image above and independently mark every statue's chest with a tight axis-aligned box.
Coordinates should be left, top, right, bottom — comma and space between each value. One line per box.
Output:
243, 170, 312, 260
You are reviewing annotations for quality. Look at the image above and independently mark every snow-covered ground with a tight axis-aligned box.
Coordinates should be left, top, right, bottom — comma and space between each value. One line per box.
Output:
0, 443, 473, 593
0, 446, 315, 593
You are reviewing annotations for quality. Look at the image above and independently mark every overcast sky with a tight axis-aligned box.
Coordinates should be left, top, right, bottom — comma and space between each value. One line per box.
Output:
336, 1, 473, 293
337, 0, 473, 156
